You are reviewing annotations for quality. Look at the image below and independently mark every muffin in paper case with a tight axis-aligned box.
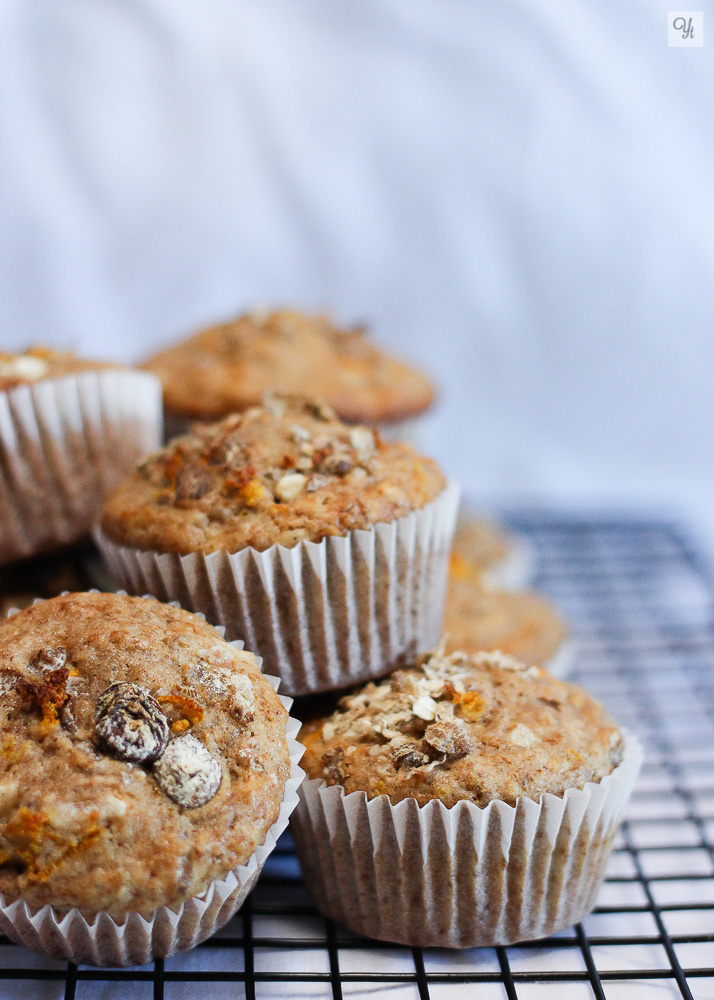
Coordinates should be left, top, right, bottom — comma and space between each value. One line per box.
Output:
290, 733, 641, 948
0, 596, 305, 967
0, 369, 162, 564
96, 480, 461, 697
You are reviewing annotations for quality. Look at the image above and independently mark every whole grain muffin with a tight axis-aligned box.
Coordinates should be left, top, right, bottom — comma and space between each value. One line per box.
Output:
0, 592, 290, 917
0, 347, 111, 392
300, 647, 623, 808
444, 553, 567, 665
100, 395, 446, 555
141, 309, 436, 427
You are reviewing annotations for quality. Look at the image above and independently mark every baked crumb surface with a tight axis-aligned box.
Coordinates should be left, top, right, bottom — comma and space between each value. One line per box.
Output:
444, 554, 567, 663
141, 309, 435, 424
300, 648, 622, 808
0, 593, 290, 916
101, 396, 446, 554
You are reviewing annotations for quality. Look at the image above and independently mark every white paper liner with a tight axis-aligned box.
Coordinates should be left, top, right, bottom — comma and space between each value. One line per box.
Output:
376, 411, 433, 451
543, 637, 578, 680
290, 731, 641, 948
0, 369, 163, 564
0, 594, 306, 966
96, 480, 461, 697
482, 533, 536, 591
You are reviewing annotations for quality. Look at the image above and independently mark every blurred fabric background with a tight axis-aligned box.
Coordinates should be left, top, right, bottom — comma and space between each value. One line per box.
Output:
1, 0, 712, 544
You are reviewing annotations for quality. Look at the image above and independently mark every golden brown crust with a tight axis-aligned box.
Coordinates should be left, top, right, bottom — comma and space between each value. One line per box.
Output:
141, 310, 436, 425
0, 592, 290, 916
444, 554, 567, 664
0, 348, 112, 393
300, 648, 622, 808
100, 396, 446, 554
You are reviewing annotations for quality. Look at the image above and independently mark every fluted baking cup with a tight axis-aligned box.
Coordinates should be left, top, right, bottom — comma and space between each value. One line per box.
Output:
481, 533, 536, 591
0, 369, 163, 564
0, 596, 305, 966
96, 480, 460, 697
290, 731, 641, 948
544, 637, 578, 680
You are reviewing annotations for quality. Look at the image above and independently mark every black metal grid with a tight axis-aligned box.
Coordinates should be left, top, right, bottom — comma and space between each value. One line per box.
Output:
2, 514, 714, 999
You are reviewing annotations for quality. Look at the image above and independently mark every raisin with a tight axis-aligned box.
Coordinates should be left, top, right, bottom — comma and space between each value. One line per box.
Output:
152, 734, 222, 808
94, 682, 169, 763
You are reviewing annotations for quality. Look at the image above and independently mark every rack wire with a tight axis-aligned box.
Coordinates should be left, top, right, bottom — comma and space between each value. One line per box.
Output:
1, 514, 713, 999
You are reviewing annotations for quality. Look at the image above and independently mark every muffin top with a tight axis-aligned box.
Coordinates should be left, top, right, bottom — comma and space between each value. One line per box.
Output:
101, 396, 446, 554
444, 553, 567, 664
300, 647, 622, 808
0, 348, 110, 393
0, 592, 290, 916
452, 512, 512, 575
141, 309, 436, 424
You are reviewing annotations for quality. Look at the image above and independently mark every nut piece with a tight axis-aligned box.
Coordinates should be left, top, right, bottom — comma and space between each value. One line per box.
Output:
275, 472, 307, 501
152, 734, 222, 808
390, 741, 430, 769
175, 465, 213, 501
31, 647, 67, 673
424, 719, 472, 760
94, 682, 169, 763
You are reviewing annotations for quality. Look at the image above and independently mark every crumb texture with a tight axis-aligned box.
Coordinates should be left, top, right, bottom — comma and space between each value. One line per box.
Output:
444, 553, 567, 663
101, 396, 446, 554
300, 648, 622, 808
141, 309, 435, 424
0, 592, 289, 916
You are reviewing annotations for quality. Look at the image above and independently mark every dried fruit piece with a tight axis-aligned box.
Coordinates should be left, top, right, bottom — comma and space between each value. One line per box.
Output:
94, 682, 169, 763
152, 733, 222, 808
390, 741, 430, 769
157, 693, 205, 728
424, 719, 471, 760
17, 668, 69, 726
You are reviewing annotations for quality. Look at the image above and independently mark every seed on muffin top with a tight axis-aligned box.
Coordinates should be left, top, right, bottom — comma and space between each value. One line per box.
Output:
0, 348, 111, 393
444, 553, 567, 664
100, 395, 446, 554
141, 309, 436, 425
300, 647, 623, 808
0, 592, 290, 916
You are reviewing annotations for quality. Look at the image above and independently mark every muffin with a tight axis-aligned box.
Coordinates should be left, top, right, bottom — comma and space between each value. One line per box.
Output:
445, 552, 573, 676
453, 510, 535, 590
0, 346, 162, 565
141, 309, 436, 441
97, 396, 459, 695
291, 647, 641, 947
0, 592, 304, 965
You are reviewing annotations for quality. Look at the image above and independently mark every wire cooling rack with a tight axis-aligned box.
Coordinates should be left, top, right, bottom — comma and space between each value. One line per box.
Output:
1, 514, 714, 999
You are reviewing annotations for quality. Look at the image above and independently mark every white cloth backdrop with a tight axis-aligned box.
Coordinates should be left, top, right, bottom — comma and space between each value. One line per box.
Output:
1, 0, 713, 547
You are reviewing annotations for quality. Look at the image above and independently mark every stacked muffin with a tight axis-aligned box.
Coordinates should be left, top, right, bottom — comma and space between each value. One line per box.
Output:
0, 309, 640, 962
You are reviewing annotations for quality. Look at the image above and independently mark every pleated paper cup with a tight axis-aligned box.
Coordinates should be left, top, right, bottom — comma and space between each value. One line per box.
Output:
544, 637, 578, 680
290, 731, 641, 948
0, 597, 305, 967
377, 411, 434, 451
96, 480, 461, 697
0, 369, 163, 564
481, 533, 536, 591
